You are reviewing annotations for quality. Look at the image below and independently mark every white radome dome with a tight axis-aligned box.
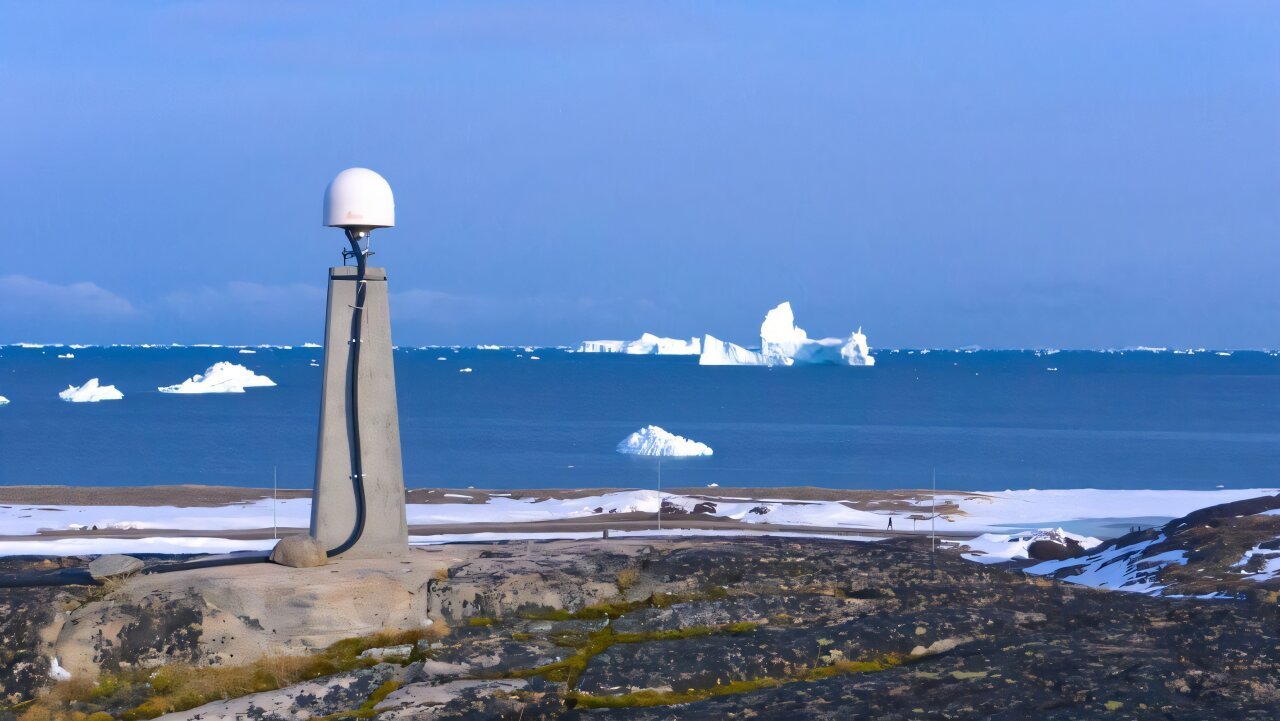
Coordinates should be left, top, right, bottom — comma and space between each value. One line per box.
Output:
323, 168, 395, 229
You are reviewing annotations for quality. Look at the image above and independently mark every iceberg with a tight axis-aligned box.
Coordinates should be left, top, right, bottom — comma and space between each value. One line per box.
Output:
578, 334, 702, 355
57, 353, 75, 359
59, 378, 124, 402
698, 335, 766, 366
0, 396, 9, 405
238, 349, 256, 354
698, 302, 875, 367
157, 362, 276, 394
616, 425, 714, 457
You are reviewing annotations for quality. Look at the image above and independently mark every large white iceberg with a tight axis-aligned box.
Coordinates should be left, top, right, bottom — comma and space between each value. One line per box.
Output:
59, 378, 124, 402
578, 334, 701, 355
699, 335, 766, 366
699, 302, 875, 367
616, 425, 714, 457
158, 362, 277, 394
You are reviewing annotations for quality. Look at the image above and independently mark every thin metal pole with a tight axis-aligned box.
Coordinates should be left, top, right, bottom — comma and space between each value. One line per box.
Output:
657, 457, 663, 531
273, 465, 278, 540
931, 467, 937, 557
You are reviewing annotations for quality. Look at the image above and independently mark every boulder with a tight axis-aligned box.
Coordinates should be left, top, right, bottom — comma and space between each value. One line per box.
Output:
88, 554, 144, 580
358, 644, 413, 661
1027, 539, 1082, 562
269, 535, 328, 568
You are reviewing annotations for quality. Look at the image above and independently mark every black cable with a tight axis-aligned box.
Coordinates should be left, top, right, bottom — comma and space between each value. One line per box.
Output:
326, 230, 370, 557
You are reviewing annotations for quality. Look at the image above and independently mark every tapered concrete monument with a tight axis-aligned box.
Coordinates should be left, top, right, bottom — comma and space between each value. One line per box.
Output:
309, 168, 409, 559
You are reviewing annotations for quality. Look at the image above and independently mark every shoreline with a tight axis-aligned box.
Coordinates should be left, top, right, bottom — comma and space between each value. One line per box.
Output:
1, 484, 1274, 558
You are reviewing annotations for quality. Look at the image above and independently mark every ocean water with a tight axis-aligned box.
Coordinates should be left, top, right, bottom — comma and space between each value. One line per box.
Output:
1, 346, 1279, 492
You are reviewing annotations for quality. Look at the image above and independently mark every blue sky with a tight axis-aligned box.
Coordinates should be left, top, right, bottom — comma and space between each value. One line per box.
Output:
1, 1, 1277, 348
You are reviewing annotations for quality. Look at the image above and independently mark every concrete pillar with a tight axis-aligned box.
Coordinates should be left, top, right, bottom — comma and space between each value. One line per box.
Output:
310, 265, 408, 559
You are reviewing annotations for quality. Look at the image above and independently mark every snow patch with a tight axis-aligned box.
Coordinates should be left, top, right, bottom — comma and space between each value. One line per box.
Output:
59, 378, 123, 402
1232, 543, 1280, 582
49, 657, 72, 681
1023, 535, 1189, 594
158, 362, 276, 394
956, 528, 1101, 564
617, 426, 714, 457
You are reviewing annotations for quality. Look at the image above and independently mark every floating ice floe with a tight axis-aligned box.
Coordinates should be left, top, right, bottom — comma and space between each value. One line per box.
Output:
0, 396, 9, 405
617, 425, 714, 457
157, 362, 276, 394
459, 367, 474, 373
238, 349, 256, 354
57, 353, 74, 359
578, 334, 702, 355
699, 302, 875, 367
59, 378, 124, 402
301, 342, 321, 348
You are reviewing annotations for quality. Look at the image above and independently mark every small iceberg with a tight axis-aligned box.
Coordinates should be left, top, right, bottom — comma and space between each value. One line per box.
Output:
578, 334, 702, 355
238, 349, 256, 355
59, 378, 124, 402
57, 353, 75, 359
158, 362, 276, 394
699, 302, 875, 367
459, 367, 473, 373
617, 425, 713, 457
0, 396, 9, 405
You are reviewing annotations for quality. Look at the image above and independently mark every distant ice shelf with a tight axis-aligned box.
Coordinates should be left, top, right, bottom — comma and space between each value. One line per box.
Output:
578, 334, 702, 355
59, 378, 124, 403
617, 425, 714, 457
699, 302, 875, 367
157, 362, 276, 394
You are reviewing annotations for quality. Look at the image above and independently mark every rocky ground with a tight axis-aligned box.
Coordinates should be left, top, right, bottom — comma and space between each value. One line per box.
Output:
3, 528, 1280, 720
1025, 494, 1280, 599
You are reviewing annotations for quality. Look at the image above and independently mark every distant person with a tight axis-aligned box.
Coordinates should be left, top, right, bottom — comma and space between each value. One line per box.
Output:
887, 515, 894, 531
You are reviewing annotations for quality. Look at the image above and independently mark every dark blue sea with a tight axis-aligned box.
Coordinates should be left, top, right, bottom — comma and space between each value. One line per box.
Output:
2, 345, 1279, 492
